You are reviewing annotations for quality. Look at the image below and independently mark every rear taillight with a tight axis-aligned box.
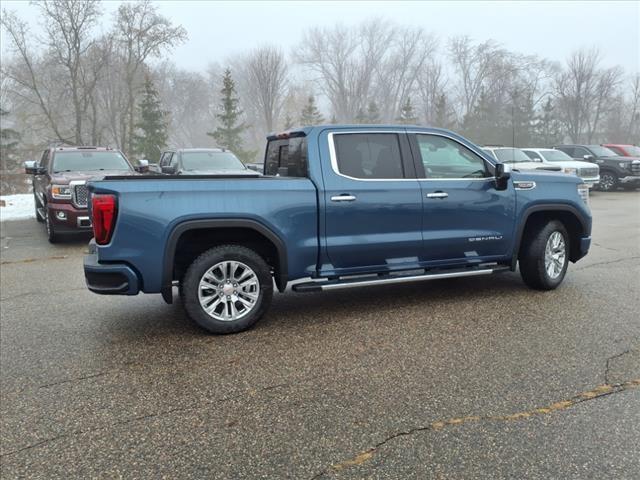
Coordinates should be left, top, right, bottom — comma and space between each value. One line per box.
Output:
91, 194, 117, 245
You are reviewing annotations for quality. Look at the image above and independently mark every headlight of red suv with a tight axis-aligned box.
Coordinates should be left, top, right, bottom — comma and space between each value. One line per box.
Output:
51, 185, 72, 199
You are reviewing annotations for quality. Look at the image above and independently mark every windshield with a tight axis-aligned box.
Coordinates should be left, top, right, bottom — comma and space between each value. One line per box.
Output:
492, 148, 532, 163
588, 145, 617, 157
180, 151, 245, 171
52, 151, 131, 172
539, 150, 573, 162
619, 145, 640, 156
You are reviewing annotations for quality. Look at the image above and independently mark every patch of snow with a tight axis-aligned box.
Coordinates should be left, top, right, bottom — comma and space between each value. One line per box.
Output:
0, 194, 35, 221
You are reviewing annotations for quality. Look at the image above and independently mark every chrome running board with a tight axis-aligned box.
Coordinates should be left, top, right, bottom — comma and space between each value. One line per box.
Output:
292, 266, 509, 293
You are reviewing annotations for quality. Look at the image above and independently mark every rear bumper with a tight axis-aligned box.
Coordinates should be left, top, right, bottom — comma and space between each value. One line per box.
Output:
84, 248, 140, 295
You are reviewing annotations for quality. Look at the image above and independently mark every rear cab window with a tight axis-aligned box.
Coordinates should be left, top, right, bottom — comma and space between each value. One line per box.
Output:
332, 133, 405, 179
265, 136, 308, 177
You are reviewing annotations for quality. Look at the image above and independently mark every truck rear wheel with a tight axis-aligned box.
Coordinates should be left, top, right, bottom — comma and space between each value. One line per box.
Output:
181, 245, 273, 334
519, 220, 569, 290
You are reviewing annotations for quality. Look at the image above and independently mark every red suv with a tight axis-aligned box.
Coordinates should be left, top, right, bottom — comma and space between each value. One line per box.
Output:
24, 146, 147, 242
602, 144, 640, 157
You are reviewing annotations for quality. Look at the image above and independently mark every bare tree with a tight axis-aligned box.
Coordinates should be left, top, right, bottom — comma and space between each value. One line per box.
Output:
36, 0, 102, 144
554, 48, 622, 143
417, 60, 447, 125
234, 46, 288, 134
296, 19, 393, 121
448, 36, 508, 120
112, 0, 187, 154
374, 27, 437, 121
1, 10, 69, 142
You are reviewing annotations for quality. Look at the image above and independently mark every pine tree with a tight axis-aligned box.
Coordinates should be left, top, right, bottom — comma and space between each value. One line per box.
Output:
132, 78, 168, 163
0, 108, 21, 194
208, 69, 251, 161
299, 96, 324, 125
434, 94, 453, 129
396, 97, 418, 124
533, 97, 562, 146
366, 100, 380, 124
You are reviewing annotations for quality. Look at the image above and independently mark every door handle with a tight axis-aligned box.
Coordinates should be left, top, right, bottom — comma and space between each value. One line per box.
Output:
331, 194, 357, 202
426, 192, 448, 199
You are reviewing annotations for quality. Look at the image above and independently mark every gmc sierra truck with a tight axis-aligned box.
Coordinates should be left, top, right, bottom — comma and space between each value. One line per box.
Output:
84, 126, 592, 334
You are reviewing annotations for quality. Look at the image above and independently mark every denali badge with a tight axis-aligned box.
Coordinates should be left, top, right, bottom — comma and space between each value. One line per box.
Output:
468, 235, 503, 242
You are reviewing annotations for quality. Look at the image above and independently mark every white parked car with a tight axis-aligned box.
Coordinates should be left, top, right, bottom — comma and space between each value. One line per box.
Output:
482, 147, 562, 172
522, 148, 600, 188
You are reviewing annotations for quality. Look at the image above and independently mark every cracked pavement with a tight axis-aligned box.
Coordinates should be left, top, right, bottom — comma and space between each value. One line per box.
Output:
1, 191, 639, 479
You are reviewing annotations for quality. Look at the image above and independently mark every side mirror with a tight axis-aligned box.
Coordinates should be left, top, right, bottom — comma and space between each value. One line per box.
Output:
24, 161, 44, 175
583, 154, 594, 161
161, 165, 176, 174
135, 159, 149, 173
494, 162, 511, 190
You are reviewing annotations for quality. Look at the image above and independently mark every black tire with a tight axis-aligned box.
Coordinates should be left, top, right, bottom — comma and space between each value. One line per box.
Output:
34, 193, 44, 223
519, 220, 569, 290
181, 245, 273, 334
45, 209, 59, 244
622, 183, 638, 191
597, 171, 619, 192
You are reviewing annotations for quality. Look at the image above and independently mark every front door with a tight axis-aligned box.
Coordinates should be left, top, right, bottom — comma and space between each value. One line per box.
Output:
410, 133, 515, 264
321, 130, 423, 275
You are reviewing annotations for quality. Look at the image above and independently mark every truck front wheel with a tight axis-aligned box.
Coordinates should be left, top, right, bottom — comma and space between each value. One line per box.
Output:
519, 220, 569, 290
181, 245, 273, 334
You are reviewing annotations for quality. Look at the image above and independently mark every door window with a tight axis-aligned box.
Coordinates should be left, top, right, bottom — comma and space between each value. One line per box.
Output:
524, 150, 542, 161
416, 135, 488, 179
572, 147, 588, 158
40, 150, 50, 169
333, 133, 405, 179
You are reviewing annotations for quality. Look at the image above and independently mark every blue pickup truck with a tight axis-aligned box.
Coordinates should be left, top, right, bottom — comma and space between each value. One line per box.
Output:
84, 126, 592, 333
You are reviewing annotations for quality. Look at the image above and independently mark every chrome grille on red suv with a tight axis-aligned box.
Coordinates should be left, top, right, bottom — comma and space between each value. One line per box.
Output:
72, 183, 88, 208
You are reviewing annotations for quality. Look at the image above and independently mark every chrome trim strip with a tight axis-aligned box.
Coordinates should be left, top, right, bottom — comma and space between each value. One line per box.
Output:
319, 268, 494, 290
514, 181, 537, 191
327, 130, 495, 183
330, 194, 357, 202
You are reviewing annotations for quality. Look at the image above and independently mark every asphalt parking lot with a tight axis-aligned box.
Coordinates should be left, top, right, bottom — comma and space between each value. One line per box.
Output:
1, 191, 639, 479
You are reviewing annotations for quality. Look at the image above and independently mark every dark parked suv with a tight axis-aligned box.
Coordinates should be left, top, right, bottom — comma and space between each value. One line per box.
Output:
554, 144, 640, 191
24, 146, 146, 242
157, 148, 254, 175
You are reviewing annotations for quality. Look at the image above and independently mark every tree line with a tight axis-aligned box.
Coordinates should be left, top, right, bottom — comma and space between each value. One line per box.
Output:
1, 1, 639, 186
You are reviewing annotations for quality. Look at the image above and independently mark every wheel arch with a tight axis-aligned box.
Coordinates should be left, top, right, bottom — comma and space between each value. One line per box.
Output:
162, 219, 288, 303
512, 204, 589, 270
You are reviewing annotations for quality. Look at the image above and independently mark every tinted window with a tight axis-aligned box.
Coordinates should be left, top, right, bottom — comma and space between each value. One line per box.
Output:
493, 148, 532, 163
333, 133, 404, 179
417, 135, 487, 179
556, 146, 574, 157
52, 151, 131, 172
524, 150, 542, 161
264, 136, 308, 177
180, 151, 245, 171
539, 150, 573, 162
572, 147, 589, 157
160, 152, 171, 166
587, 145, 616, 157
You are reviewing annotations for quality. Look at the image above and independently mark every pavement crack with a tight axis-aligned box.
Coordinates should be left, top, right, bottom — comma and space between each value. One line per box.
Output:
312, 379, 640, 478
1, 287, 86, 302
0, 255, 69, 265
605, 350, 632, 385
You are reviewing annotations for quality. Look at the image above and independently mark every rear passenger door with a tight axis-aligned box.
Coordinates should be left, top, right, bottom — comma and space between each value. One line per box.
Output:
321, 130, 423, 274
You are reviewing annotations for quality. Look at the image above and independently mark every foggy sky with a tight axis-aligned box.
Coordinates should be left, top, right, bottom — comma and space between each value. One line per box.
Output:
2, 0, 639, 73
